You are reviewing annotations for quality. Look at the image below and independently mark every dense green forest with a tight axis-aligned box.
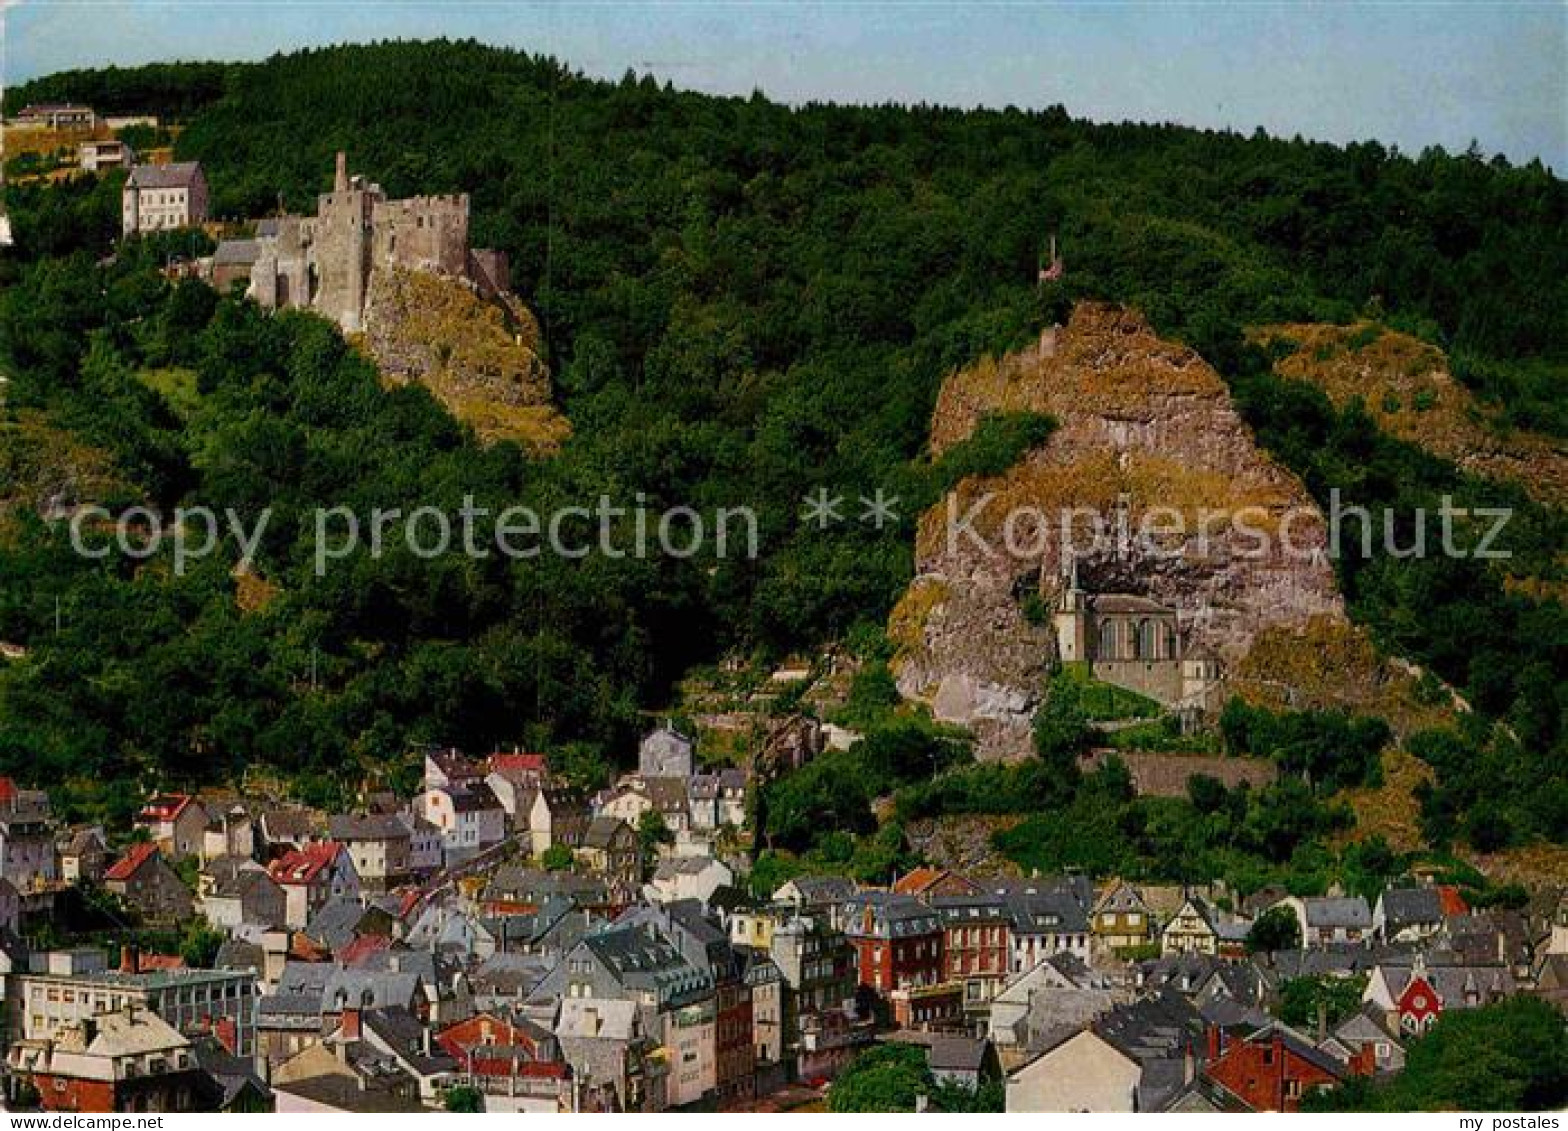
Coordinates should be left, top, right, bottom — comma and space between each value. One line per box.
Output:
1, 42, 1564, 862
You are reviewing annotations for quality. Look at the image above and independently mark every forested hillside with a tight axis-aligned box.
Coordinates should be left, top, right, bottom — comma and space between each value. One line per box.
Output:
1, 41, 1563, 850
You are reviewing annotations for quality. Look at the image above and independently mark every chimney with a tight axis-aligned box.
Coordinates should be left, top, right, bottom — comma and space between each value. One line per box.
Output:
341, 1005, 361, 1042
1205, 1024, 1221, 1062
120, 944, 139, 974
334, 151, 348, 193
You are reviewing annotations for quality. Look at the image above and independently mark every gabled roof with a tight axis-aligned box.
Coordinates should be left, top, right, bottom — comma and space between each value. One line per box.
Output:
776, 874, 856, 905
269, 841, 345, 886
928, 1034, 993, 1074
1007, 888, 1091, 936
582, 816, 632, 850
1302, 896, 1372, 930
893, 867, 956, 896
104, 842, 161, 882
138, 794, 195, 822
212, 238, 261, 267
1091, 989, 1204, 1068
489, 752, 547, 775
62, 825, 108, 855
445, 781, 502, 813
1378, 887, 1443, 928
1224, 1021, 1349, 1081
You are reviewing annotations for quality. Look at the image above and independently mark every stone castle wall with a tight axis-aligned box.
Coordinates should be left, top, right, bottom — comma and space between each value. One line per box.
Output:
247, 156, 501, 334
370, 194, 470, 278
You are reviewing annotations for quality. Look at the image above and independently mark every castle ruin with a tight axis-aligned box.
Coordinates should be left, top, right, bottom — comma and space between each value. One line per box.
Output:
246, 152, 510, 333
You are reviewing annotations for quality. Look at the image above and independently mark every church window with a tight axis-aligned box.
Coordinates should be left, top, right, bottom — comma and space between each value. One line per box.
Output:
1136, 619, 1156, 659
1097, 619, 1117, 660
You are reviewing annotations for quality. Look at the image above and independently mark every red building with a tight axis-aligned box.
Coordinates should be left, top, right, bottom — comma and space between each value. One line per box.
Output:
1395, 970, 1443, 1036
435, 1012, 571, 1108
1203, 1024, 1348, 1112
714, 976, 756, 1108
931, 894, 1013, 1020
841, 893, 946, 996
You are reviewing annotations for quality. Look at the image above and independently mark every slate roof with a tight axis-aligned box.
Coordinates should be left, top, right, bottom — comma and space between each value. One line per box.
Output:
126, 162, 204, 191
212, 238, 260, 267
273, 1073, 425, 1113
840, 891, 943, 939
1006, 889, 1090, 936
1302, 896, 1373, 931
778, 875, 855, 905
328, 814, 410, 842
362, 1006, 458, 1076
470, 952, 551, 998
581, 923, 711, 1005
928, 1035, 992, 1074
193, 1036, 272, 1109
582, 816, 631, 850
651, 855, 726, 881
1378, 887, 1443, 931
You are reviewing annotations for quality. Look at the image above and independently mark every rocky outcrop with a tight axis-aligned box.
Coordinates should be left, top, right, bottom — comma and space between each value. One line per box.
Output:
891, 303, 1345, 759
361, 268, 570, 452
1254, 321, 1568, 508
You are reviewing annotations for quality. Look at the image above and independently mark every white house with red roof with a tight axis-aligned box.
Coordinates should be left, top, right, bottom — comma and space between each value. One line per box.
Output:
135, 795, 210, 860
267, 842, 359, 929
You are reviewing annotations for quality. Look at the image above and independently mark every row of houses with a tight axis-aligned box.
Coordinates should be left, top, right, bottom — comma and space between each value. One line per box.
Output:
1, 718, 1564, 1114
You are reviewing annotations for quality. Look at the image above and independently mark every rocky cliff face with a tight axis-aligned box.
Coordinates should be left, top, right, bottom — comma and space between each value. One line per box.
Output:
890, 303, 1345, 759
361, 268, 570, 452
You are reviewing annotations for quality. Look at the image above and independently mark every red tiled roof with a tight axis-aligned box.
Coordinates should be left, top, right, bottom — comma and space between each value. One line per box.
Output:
288, 933, 332, 962
138, 794, 192, 822
338, 934, 394, 967
1437, 885, 1470, 917
489, 752, 547, 775
893, 867, 946, 896
136, 953, 185, 972
437, 1013, 567, 1078
105, 842, 160, 882
268, 840, 343, 886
